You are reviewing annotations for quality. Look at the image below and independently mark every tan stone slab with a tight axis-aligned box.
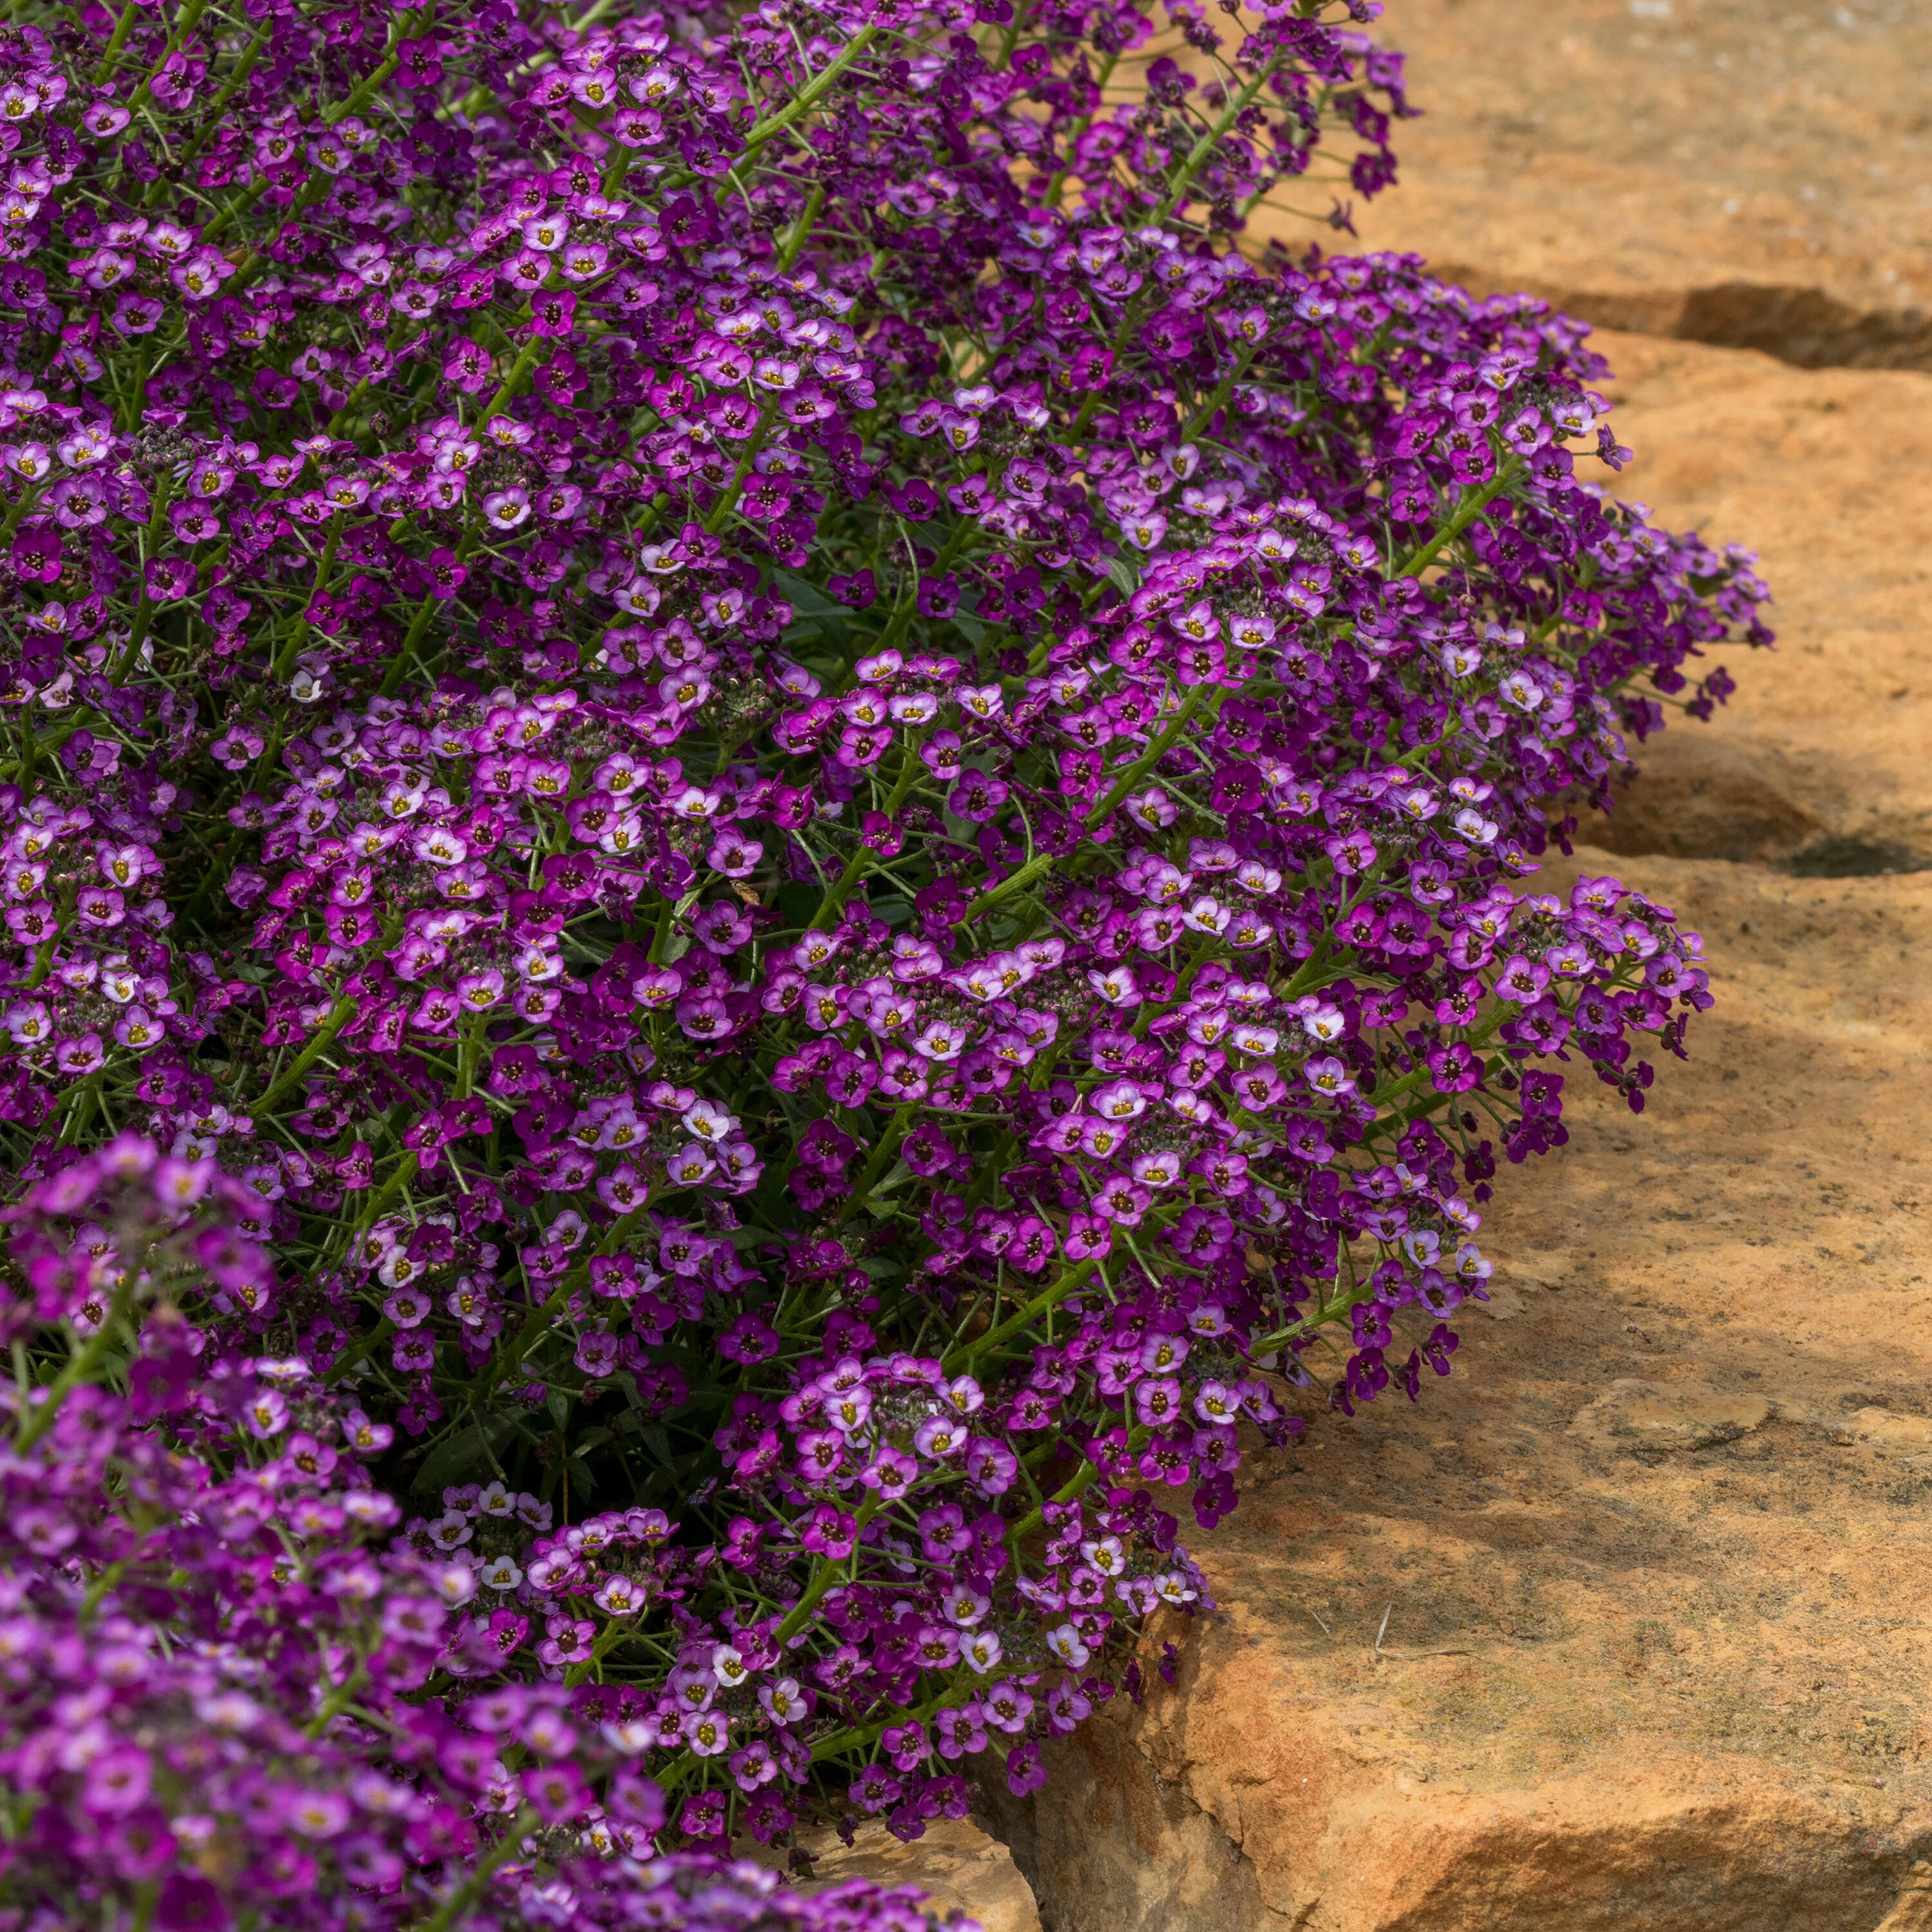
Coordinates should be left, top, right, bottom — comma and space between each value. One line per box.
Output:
1571, 1379, 1777, 1450
1554, 334, 1930, 871
743, 1819, 1042, 1932
797, 1820, 1041, 1932
1320, 0, 1932, 368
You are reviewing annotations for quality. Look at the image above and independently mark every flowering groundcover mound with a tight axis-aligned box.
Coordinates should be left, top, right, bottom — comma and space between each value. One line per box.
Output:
0, 0, 1770, 1923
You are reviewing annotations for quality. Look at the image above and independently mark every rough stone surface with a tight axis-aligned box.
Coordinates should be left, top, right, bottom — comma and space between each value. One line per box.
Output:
1332, 0, 1932, 368
748, 1820, 1043, 1932
1578, 333, 1932, 875
990, 853, 1932, 1931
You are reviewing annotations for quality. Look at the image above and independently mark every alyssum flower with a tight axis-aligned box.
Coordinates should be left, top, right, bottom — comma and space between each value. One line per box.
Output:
0, 0, 1766, 1920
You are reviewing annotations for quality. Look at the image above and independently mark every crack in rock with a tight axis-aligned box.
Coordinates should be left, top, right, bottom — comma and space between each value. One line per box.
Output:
1424, 268, 1932, 374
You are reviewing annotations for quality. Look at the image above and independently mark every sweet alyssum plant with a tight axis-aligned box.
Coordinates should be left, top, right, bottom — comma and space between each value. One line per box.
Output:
5, 1148, 944, 1932
0, 0, 1769, 1920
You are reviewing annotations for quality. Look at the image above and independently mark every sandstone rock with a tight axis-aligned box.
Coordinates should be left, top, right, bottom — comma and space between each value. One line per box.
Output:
1571, 1379, 1776, 1451
1579, 333, 1932, 873
1328, 0, 1932, 369
1875, 1864, 1932, 1932
1842, 1409, 1932, 1454
989, 853, 1932, 1931
752, 1820, 1043, 1932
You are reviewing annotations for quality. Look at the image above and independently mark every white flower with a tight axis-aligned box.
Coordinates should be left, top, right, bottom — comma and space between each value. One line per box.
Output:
1045, 1624, 1091, 1668
961, 1631, 1003, 1674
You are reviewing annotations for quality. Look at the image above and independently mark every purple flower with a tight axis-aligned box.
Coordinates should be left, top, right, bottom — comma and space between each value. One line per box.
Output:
523, 1761, 589, 1822
682, 1710, 730, 1757
240, 1390, 288, 1439
82, 1748, 152, 1816
0, 0, 1763, 1888
153, 1875, 229, 1932
279, 1788, 349, 1840
965, 1438, 1018, 1497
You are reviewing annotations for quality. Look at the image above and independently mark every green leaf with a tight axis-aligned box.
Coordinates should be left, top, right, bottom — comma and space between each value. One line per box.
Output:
410, 1419, 510, 1495
770, 567, 857, 619
776, 880, 820, 927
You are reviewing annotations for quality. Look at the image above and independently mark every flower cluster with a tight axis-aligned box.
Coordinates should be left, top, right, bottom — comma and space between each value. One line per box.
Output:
0, 1147, 966, 1931
0, 0, 1768, 1913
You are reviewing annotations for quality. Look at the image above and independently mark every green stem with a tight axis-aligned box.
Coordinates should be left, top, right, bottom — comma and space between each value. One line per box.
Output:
164, 23, 272, 177
701, 404, 780, 535
833, 1103, 915, 1227
482, 336, 545, 420
601, 143, 634, 198
776, 1496, 880, 1645
343, 1151, 421, 1255
1083, 682, 1215, 829
91, 0, 140, 82
380, 529, 480, 697
1069, 298, 1150, 440
1394, 464, 1519, 578
0, 482, 42, 546
1179, 341, 1258, 444
16, 1266, 140, 1450
810, 730, 927, 926
733, 28, 879, 167
946, 1256, 1100, 1374
1157, 53, 1287, 218
1005, 1454, 1104, 1548
457, 1198, 658, 1412
454, 1014, 486, 1101
198, 178, 271, 249
321, 14, 419, 127
965, 679, 1218, 933
957, 849, 1053, 930
304, 1659, 368, 1738
251, 994, 358, 1119
1395, 722, 1461, 770
325, 1314, 395, 1385
110, 475, 179, 677
271, 511, 346, 683
21, 932, 59, 993
412, 1806, 538, 1932
644, 1499, 889, 1792
776, 182, 826, 273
